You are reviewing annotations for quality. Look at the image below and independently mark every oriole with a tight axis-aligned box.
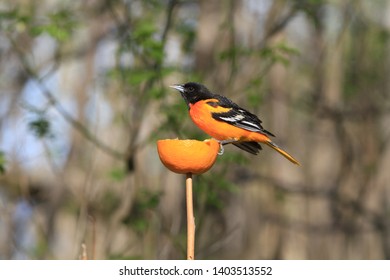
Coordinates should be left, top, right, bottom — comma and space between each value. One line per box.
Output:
170, 82, 300, 165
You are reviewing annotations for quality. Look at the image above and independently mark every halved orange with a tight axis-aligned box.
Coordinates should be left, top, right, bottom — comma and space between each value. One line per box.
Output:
157, 139, 219, 174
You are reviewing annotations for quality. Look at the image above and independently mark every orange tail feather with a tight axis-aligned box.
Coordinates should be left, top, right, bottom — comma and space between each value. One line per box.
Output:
265, 141, 300, 165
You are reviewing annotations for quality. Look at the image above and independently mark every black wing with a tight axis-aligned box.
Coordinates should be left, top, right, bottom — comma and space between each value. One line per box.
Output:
232, 141, 262, 155
210, 94, 275, 137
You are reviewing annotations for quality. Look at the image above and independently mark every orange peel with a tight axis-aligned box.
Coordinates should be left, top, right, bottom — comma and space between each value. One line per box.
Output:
157, 139, 219, 174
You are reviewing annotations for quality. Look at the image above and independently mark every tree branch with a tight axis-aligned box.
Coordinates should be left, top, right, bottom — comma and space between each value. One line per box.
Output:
11, 37, 126, 160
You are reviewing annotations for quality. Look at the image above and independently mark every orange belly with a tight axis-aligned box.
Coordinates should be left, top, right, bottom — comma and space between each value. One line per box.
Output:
189, 101, 270, 143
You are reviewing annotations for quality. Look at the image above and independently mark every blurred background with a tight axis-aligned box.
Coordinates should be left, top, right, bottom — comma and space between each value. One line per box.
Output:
1, 0, 390, 260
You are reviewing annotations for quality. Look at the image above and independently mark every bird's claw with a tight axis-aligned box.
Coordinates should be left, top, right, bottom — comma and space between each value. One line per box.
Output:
218, 144, 224, 155
216, 139, 238, 155
219, 139, 237, 145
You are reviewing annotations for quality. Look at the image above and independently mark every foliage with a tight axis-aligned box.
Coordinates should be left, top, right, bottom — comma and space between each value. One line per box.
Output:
121, 189, 162, 234
0, 151, 5, 174
28, 116, 52, 138
30, 9, 78, 42
108, 167, 127, 182
0, 0, 389, 260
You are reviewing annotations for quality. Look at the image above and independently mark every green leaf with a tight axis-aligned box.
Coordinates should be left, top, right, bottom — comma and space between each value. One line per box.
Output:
0, 10, 19, 20
219, 47, 250, 61
259, 43, 300, 66
99, 190, 122, 218
108, 167, 127, 181
275, 42, 300, 56
31, 24, 71, 41
121, 189, 162, 233
138, 190, 161, 210
30, 9, 77, 42
158, 100, 189, 136
148, 86, 165, 99
175, 21, 196, 52
246, 78, 264, 107
0, 9, 32, 32
28, 117, 51, 138
217, 151, 249, 166
144, 39, 164, 62
126, 70, 156, 86
0, 151, 6, 174
132, 21, 156, 41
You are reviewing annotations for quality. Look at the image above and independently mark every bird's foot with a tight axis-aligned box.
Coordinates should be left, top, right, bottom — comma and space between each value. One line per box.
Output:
219, 139, 238, 145
215, 139, 238, 155
218, 144, 224, 155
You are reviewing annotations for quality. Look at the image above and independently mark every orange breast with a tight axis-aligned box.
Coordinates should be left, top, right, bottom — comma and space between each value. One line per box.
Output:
189, 100, 270, 143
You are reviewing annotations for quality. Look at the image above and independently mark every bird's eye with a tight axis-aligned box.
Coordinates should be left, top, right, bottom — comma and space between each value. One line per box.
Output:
188, 86, 194, 92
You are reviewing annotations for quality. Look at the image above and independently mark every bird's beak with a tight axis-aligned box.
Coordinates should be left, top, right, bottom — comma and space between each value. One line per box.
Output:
169, 84, 184, 93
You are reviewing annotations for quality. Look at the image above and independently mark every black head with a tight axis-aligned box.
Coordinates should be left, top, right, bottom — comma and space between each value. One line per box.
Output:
170, 82, 214, 107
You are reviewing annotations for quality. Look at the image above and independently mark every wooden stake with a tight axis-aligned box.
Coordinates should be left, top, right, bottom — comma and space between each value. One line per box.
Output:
186, 173, 195, 260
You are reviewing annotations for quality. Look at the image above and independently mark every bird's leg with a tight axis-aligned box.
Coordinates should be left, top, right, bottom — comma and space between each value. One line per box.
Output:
218, 144, 224, 155
219, 139, 238, 145
215, 139, 238, 155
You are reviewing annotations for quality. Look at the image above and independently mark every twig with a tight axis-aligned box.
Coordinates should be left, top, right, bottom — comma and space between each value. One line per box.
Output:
80, 243, 88, 260
161, 0, 177, 44
8, 34, 127, 161
186, 173, 195, 260
89, 215, 96, 260
36, 79, 126, 160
